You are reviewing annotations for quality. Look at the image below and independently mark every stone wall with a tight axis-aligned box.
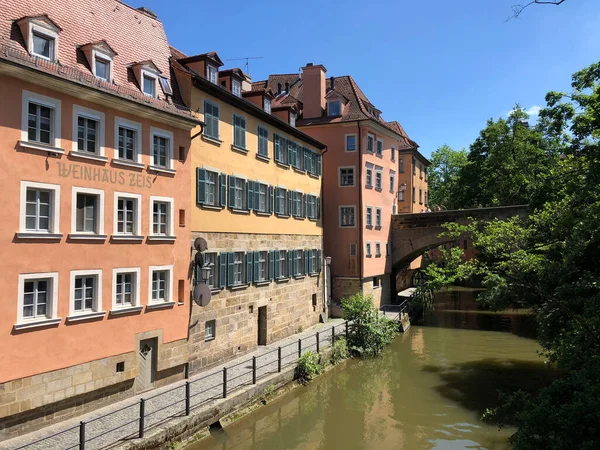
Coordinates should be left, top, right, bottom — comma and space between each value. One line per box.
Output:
332, 277, 361, 304
188, 232, 324, 375
0, 337, 187, 439
361, 275, 390, 310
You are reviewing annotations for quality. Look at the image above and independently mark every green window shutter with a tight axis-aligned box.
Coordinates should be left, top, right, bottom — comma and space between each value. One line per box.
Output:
228, 176, 236, 208
317, 249, 322, 272
227, 252, 234, 286
253, 251, 259, 282
246, 252, 253, 284
196, 168, 206, 204
268, 186, 274, 214
269, 250, 275, 280
288, 142, 293, 167
274, 134, 279, 162
302, 194, 307, 218
274, 250, 280, 279
292, 250, 298, 276
316, 197, 321, 219
298, 146, 304, 169
219, 253, 227, 288
247, 180, 254, 211
219, 173, 227, 207
287, 190, 293, 216
287, 250, 293, 278
317, 154, 322, 176
304, 250, 309, 274
254, 182, 260, 211
281, 138, 287, 164
304, 148, 310, 173
275, 187, 280, 214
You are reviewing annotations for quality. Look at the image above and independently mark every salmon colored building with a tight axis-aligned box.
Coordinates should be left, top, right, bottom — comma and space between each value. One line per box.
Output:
397, 148, 430, 214
0, 1, 200, 437
256, 65, 419, 308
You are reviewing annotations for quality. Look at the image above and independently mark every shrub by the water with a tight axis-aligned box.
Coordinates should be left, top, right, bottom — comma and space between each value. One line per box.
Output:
296, 351, 321, 383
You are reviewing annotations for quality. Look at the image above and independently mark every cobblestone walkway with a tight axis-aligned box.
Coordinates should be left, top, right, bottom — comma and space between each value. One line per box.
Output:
1, 319, 346, 450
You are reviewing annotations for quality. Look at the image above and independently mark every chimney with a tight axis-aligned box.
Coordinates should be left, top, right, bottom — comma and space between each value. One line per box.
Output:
330, 76, 335, 91
136, 7, 158, 19
301, 63, 327, 119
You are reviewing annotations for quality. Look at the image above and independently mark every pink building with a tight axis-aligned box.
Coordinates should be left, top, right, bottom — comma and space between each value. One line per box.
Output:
255, 64, 419, 307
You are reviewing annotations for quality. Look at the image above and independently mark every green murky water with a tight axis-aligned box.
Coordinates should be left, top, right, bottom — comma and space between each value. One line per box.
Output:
187, 288, 547, 450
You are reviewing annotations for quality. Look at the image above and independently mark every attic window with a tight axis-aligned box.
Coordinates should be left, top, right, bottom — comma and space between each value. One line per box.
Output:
143, 73, 156, 97
207, 65, 218, 84
290, 112, 296, 127
95, 57, 110, 82
328, 101, 341, 117
232, 79, 241, 97
17, 16, 61, 62
264, 98, 271, 114
32, 32, 54, 60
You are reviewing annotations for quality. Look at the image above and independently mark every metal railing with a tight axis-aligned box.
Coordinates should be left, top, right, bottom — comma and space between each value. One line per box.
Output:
13, 322, 350, 450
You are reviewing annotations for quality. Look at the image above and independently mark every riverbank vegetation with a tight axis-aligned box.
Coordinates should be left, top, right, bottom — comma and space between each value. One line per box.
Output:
424, 61, 600, 449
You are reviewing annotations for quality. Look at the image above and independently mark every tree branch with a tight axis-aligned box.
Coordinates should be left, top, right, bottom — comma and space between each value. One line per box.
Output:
506, 0, 566, 22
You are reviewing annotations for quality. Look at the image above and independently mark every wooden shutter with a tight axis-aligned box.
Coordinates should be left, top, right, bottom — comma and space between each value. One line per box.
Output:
317, 154, 322, 176
304, 250, 309, 274
297, 145, 304, 169
247, 180, 254, 211
196, 168, 206, 204
268, 186, 274, 214
246, 252, 252, 284
288, 142, 293, 167
269, 250, 275, 281
316, 197, 321, 219
254, 182, 260, 211
317, 249, 322, 272
274, 250, 280, 279
228, 175, 236, 208
287, 250, 293, 278
274, 134, 280, 162
254, 251, 259, 282
291, 250, 297, 277
219, 174, 227, 207
227, 252, 234, 286
287, 190, 292, 216
219, 253, 227, 288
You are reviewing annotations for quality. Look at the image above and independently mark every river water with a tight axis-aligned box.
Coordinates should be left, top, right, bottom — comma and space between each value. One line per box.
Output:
188, 288, 548, 450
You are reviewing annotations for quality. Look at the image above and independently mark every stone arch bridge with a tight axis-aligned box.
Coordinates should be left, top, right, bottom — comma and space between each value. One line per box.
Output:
391, 205, 529, 270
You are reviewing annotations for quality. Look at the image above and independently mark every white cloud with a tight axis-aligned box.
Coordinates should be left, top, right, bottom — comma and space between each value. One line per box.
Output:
505, 105, 542, 118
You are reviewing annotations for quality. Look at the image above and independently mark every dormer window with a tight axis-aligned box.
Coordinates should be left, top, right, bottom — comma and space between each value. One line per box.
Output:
17, 16, 61, 63
290, 112, 296, 127
264, 98, 271, 114
32, 32, 54, 60
328, 101, 341, 117
95, 57, 110, 81
143, 73, 157, 97
80, 41, 116, 82
232, 79, 241, 97
207, 65, 218, 84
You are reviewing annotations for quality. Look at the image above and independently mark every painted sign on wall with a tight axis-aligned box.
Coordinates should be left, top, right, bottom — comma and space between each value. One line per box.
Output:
57, 162, 153, 188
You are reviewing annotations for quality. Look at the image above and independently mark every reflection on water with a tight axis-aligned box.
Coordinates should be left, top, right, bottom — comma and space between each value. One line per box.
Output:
187, 288, 548, 450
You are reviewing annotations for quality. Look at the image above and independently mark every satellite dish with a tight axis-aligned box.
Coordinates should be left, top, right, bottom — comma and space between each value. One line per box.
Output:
194, 237, 208, 252
193, 283, 212, 307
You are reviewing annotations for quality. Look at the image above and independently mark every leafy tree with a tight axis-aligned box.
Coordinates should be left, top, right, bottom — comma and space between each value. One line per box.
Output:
427, 144, 468, 210
422, 61, 600, 449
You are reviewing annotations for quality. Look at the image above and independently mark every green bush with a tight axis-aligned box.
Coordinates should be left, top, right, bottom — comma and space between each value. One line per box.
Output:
341, 293, 399, 357
331, 337, 348, 364
296, 351, 321, 383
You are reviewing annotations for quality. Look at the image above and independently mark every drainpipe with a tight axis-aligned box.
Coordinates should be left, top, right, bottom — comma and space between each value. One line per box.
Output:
356, 121, 363, 289
320, 145, 328, 318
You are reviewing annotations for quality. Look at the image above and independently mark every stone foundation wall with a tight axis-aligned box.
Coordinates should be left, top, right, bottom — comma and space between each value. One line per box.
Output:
332, 277, 361, 304
188, 232, 324, 375
361, 275, 390, 310
0, 337, 187, 439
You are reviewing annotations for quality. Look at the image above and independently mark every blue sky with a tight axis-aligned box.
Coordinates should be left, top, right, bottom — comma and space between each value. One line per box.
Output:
142, 0, 599, 158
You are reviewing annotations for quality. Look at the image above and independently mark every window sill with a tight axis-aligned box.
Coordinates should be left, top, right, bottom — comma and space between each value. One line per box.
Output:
276, 277, 290, 283
375, 188, 382, 192
256, 153, 270, 163
274, 160, 290, 169
309, 218, 319, 222
229, 284, 249, 291
309, 272, 320, 277
366, 255, 372, 258
375, 154, 383, 158
147, 235, 176, 242
365, 185, 373, 189
375, 226, 382, 230
204, 336, 216, 342
18, 141, 65, 155
210, 287, 223, 293
293, 216, 306, 221
339, 184, 355, 188
375, 255, 382, 258
111, 159, 145, 170
308, 173, 320, 179
69, 151, 108, 163
111, 235, 144, 242
275, 213, 290, 218
146, 301, 175, 310
366, 225, 373, 229
255, 280, 270, 286
148, 165, 176, 175
255, 211, 272, 217
293, 274, 306, 279
340, 225, 356, 229
67, 311, 106, 322
200, 204, 224, 211
110, 306, 143, 316
14, 318, 62, 330
292, 167, 305, 174
68, 234, 107, 241
230, 208, 251, 215
16, 232, 63, 240
231, 144, 248, 154
202, 135, 222, 146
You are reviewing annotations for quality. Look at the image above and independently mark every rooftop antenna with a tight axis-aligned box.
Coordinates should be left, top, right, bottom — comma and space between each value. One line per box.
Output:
226, 56, 264, 75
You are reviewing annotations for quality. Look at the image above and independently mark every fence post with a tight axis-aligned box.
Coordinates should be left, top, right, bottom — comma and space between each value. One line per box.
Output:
138, 398, 145, 439
345, 321, 349, 338
316, 332, 320, 353
298, 339, 302, 358
252, 356, 257, 384
185, 381, 191, 416
79, 421, 86, 450
277, 347, 282, 372
222, 367, 227, 398
331, 325, 335, 345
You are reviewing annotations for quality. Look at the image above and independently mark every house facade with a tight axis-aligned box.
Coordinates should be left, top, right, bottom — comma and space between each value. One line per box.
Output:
255, 65, 419, 308
170, 50, 326, 374
397, 148, 430, 214
0, 1, 200, 437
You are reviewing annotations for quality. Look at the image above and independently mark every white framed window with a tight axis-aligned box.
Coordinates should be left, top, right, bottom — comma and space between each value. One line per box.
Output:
207, 65, 218, 84
366, 242, 372, 257
232, 79, 241, 97
376, 139, 383, 157
350, 243, 357, 256
150, 127, 174, 170
21, 91, 62, 149
295, 250, 304, 276
233, 114, 246, 149
149, 196, 174, 238
390, 171, 396, 193
257, 125, 269, 158
71, 187, 105, 237
16, 272, 60, 329
95, 56, 111, 82
375, 168, 383, 191
275, 187, 289, 216
72, 105, 105, 157
232, 177, 245, 210
290, 112, 296, 127
142, 71, 157, 97
257, 251, 268, 282
264, 98, 271, 114
203, 100, 220, 140
375, 242, 382, 257
366, 206, 372, 227
205, 319, 216, 341
198, 169, 222, 207
274, 134, 288, 165
398, 189, 405, 202
391, 145, 396, 162
148, 265, 173, 305
340, 206, 356, 228
376, 208, 382, 228
367, 134, 374, 153
345, 134, 357, 152
366, 165, 373, 188
31, 30, 56, 61
69, 269, 104, 320
399, 158, 405, 173
327, 101, 341, 116
114, 117, 142, 164
19, 181, 61, 236
112, 267, 141, 311
277, 250, 288, 279
309, 250, 318, 274
233, 252, 245, 285
256, 182, 269, 213
203, 252, 218, 288
339, 167, 355, 187
113, 192, 142, 238
293, 191, 304, 218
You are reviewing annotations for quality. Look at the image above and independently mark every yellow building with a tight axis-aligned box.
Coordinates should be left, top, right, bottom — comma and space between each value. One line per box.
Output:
171, 49, 326, 373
